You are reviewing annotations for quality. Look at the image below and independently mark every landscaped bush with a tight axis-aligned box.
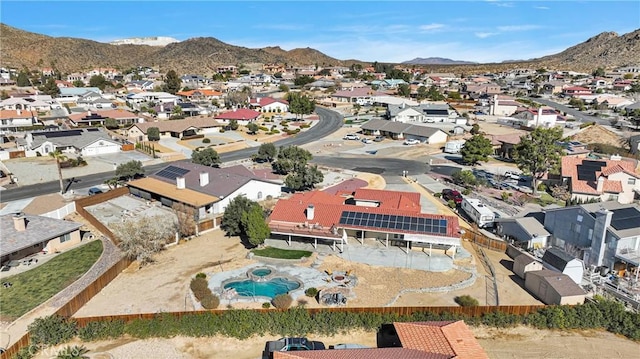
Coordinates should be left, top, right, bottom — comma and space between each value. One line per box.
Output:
462, 188, 472, 195
201, 293, 220, 309
270, 129, 280, 134
202, 138, 211, 144
259, 126, 269, 131
262, 302, 271, 309
55, 345, 89, 358
434, 192, 442, 198
305, 287, 318, 298
219, 128, 225, 133
447, 199, 456, 208
272, 294, 293, 309
28, 315, 77, 346
190, 277, 209, 301
195, 272, 207, 279
78, 320, 125, 341
454, 295, 479, 307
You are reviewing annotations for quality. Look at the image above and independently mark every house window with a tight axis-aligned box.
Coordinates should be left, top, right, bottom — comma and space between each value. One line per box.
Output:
577, 215, 583, 222
60, 233, 71, 243
257, 191, 263, 199
609, 194, 619, 202
628, 178, 636, 185
572, 223, 581, 233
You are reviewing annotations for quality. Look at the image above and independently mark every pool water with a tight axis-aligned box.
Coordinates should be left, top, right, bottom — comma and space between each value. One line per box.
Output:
252, 268, 272, 277
224, 277, 300, 298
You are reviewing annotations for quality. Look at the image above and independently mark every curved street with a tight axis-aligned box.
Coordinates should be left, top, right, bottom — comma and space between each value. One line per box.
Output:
528, 97, 606, 124
0, 107, 345, 202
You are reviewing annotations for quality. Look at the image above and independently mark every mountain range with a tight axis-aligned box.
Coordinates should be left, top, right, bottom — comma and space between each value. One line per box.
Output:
1, 23, 639, 74
402, 57, 477, 65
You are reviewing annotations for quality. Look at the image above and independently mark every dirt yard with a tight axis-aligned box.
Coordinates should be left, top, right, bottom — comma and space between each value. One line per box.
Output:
571, 124, 623, 146
34, 326, 640, 359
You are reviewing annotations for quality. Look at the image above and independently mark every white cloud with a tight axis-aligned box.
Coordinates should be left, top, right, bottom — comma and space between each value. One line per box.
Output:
486, 0, 515, 8
475, 32, 499, 38
419, 23, 445, 32
497, 24, 543, 32
534, 6, 550, 10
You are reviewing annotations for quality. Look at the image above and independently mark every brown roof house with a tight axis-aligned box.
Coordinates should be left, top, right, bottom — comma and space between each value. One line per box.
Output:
1, 213, 82, 265
126, 117, 223, 141
524, 269, 586, 305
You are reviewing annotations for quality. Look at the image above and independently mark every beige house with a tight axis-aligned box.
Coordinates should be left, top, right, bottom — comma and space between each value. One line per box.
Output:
126, 117, 223, 141
1, 213, 83, 265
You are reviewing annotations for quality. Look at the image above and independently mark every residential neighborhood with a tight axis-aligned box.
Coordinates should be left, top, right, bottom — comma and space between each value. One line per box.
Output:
1, 6, 640, 358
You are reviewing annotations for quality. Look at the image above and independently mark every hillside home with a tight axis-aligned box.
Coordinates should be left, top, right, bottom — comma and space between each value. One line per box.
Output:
59, 87, 102, 98
489, 95, 522, 116
331, 87, 386, 105
68, 109, 141, 127
268, 188, 461, 254
176, 89, 223, 102
125, 80, 155, 91
561, 155, 640, 204
543, 202, 640, 278
562, 86, 592, 97
127, 91, 179, 105
127, 162, 281, 222
181, 74, 209, 89
0, 96, 55, 112
512, 108, 563, 128
1, 213, 82, 265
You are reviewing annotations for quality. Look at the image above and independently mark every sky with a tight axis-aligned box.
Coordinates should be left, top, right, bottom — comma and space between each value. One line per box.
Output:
2, 0, 639, 63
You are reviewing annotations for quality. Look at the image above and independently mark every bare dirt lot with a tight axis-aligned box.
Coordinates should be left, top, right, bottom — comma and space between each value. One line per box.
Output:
571, 124, 623, 146
34, 326, 640, 359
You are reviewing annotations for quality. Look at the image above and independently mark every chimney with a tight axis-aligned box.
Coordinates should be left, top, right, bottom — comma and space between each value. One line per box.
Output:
13, 213, 26, 231
306, 204, 315, 220
199, 172, 209, 187
257, 97, 261, 103
591, 208, 614, 266
176, 176, 186, 190
537, 107, 543, 118
16, 109, 22, 115
596, 175, 605, 193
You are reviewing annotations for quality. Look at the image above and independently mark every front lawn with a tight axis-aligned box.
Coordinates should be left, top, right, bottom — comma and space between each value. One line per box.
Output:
0, 240, 103, 320
251, 246, 312, 260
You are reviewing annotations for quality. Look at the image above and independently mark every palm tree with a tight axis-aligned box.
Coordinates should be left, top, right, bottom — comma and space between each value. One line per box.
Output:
49, 149, 67, 194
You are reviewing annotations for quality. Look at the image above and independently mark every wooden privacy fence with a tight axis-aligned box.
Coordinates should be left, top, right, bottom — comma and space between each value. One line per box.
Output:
72, 305, 545, 327
463, 230, 507, 252
74, 187, 129, 244
0, 333, 30, 359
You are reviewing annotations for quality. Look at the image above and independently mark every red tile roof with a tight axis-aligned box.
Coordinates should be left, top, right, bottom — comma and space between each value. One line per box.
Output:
562, 156, 638, 195
323, 178, 369, 195
215, 108, 261, 120
0, 110, 35, 119
268, 189, 460, 238
275, 348, 449, 359
395, 321, 489, 359
249, 97, 288, 107
176, 89, 222, 97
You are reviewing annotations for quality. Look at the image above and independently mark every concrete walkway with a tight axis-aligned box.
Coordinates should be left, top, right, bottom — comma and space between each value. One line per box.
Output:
159, 137, 193, 158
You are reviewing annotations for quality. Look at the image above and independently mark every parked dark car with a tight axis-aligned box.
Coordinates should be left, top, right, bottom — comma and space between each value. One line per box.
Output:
263, 338, 325, 359
88, 187, 103, 195
441, 188, 463, 205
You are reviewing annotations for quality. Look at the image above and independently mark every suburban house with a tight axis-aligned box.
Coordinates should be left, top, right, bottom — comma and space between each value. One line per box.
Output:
176, 89, 223, 102
126, 117, 223, 141
125, 80, 155, 91
215, 108, 261, 125
23, 128, 121, 156
268, 188, 461, 255
274, 320, 488, 359
127, 162, 282, 222
331, 87, 386, 105
0, 96, 55, 112
127, 91, 179, 105
541, 247, 584, 284
512, 108, 563, 128
561, 155, 640, 204
1, 213, 83, 265
386, 103, 455, 123
0, 109, 39, 132
524, 269, 586, 305
249, 97, 289, 113
58, 87, 102, 98
463, 83, 501, 98
68, 109, 141, 127
180, 74, 209, 89
361, 119, 449, 144
543, 202, 640, 280
489, 95, 522, 116
386, 104, 424, 122
562, 86, 592, 97
495, 216, 550, 249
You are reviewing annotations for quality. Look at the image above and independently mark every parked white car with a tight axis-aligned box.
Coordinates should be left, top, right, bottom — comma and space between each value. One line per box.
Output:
361, 138, 373, 144
404, 138, 421, 145
343, 134, 360, 140
503, 171, 521, 180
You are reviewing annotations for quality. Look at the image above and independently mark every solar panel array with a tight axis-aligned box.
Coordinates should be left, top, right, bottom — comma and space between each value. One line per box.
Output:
576, 160, 606, 181
155, 165, 190, 180
338, 211, 448, 235
41, 130, 84, 138
610, 207, 640, 231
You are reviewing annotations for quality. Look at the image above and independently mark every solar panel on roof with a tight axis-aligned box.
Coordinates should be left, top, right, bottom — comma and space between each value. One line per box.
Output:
155, 165, 190, 180
41, 130, 83, 138
610, 207, 640, 231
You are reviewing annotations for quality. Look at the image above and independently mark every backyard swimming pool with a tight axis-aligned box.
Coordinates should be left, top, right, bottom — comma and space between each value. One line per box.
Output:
223, 277, 300, 298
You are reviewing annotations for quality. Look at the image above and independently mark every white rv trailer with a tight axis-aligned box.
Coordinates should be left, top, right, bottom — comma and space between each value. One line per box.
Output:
461, 197, 495, 228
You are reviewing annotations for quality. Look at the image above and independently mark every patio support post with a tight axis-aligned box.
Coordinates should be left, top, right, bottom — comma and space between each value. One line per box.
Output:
406, 241, 409, 255
361, 231, 364, 246
429, 243, 432, 257
340, 239, 344, 253
288, 235, 291, 246
386, 233, 389, 248
452, 246, 456, 260
333, 240, 336, 252
314, 237, 317, 249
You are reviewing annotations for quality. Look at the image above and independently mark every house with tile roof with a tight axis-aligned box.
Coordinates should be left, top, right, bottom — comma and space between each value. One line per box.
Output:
512, 107, 563, 128
561, 155, 640, 204
126, 117, 223, 141
215, 108, 261, 125
274, 320, 487, 359
0, 109, 39, 131
127, 162, 281, 223
562, 86, 592, 97
249, 97, 289, 113
176, 89, 223, 102
268, 188, 461, 254
1, 213, 83, 265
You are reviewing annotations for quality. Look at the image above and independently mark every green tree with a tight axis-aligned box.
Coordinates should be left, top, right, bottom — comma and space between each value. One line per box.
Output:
16, 71, 31, 87
246, 122, 259, 134
253, 142, 278, 162
513, 127, 564, 195
569, 98, 585, 111
221, 196, 255, 236
592, 67, 606, 77
284, 164, 324, 192
228, 119, 239, 131
451, 169, 477, 187
427, 85, 445, 101
416, 85, 428, 100
279, 84, 290, 92
241, 204, 271, 247
171, 105, 183, 119
147, 127, 160, 141
104, 118, 119, 130
287, 92, 315, 119
89, 74, 108, 90
162, 70, 181, 94
294, 75, 315, 86
272, 145, 312, 175
72, 80, 85, 87
38, 77, 60, 97
116, 160, 145, 180
49, 150, 67, 194
191, 148, 221, 167
397, 83, 411, 97
448, 91, 462, 100
470, 123, 481, 135
461, 134, 493, 165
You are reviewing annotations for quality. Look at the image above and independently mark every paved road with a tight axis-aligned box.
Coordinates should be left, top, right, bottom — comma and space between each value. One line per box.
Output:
0, 107, 344, 202
312, 155, 428, 177
527, 97, 606, 124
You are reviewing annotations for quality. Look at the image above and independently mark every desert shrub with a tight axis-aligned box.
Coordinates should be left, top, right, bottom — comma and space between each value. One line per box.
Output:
297, 299, 308, 307
305, 287, 318, 298
219, 128, 225, 133
13, 346, 37, 359
462, 188, 472, 195
537, 183, 547, 192
271, 129, 280, 134
272, 294, 293, 309
259, 126, 269, 131
190, 277, 209, 301
201, 293, 220, 309
447, 199, 456, 208
29, 315, 77, 346
262, 302, 271, 309
454, 295, 479, 307
434, 192, 442, 198
202, 138, 211, 144
78, 320, 125, 341
280, 120, 288, 126
501, 192, 511, 201
195, 272, 207, 279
